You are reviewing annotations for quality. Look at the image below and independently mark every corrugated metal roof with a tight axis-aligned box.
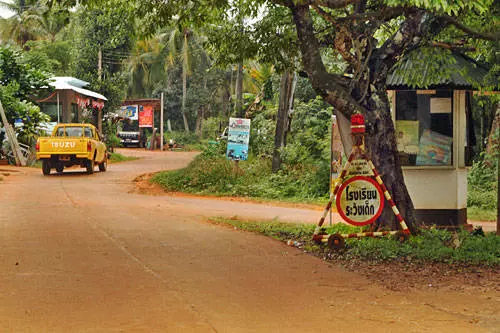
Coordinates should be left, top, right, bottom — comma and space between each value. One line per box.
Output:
50, 76, 107, 101
387, 50, 490, 89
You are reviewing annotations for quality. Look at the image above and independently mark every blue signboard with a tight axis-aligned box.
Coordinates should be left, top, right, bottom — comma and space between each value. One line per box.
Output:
226, 117, 251, 161
118, 105, 139, 120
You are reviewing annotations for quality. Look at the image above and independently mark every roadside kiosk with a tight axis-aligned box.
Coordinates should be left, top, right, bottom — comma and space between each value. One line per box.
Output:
386, 51, 489, 228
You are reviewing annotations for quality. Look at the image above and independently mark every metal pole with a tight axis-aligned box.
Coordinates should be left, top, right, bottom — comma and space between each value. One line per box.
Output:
57, 92, 60, 123
160, 93, 164, 151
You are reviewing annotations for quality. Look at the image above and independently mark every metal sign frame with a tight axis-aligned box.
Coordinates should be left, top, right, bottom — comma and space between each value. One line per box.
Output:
313, 114, 411, 249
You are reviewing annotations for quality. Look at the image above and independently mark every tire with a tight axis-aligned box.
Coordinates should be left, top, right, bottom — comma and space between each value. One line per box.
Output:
42, 160, 51, 175
327, 234, 345, 251
98, 154, 107, 172
55, 162, 64, 174
86, 159, 94, 174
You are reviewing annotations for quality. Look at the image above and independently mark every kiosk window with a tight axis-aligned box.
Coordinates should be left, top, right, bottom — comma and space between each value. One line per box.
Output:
395, 90, 453, 166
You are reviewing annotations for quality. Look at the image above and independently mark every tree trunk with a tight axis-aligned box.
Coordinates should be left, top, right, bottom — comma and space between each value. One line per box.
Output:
195, 106, 204, 136
234, 63, 243, 117
181, 33, 190, 132
272, 70, 293, 173
363, 89, 418, 233
486, 103, 499, 156
290, 3, 420, 232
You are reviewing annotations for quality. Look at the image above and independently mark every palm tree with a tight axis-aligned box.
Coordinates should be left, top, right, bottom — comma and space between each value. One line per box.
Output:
126, 37, 166, 98
163, 27, 207, 132
23, 2, 70, 42
0, 0, 38, 46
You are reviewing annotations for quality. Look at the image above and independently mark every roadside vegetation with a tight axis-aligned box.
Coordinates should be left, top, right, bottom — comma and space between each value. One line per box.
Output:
152, 96, 332, 204
467, 142, 498, 221
209, 217, 500, 266
108, 152, 139, 163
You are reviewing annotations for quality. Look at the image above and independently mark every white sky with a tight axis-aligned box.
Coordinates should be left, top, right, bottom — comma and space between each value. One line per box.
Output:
0, 6, 14, 19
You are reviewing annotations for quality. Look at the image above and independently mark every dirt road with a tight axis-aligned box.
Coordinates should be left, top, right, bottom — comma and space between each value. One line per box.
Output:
0, 149, 498, 332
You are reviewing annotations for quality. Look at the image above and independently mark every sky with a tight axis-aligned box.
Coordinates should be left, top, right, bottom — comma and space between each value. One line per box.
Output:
0, 7, 14, 19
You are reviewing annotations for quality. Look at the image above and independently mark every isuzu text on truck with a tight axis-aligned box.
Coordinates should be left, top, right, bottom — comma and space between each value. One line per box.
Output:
36, 124, 108, 175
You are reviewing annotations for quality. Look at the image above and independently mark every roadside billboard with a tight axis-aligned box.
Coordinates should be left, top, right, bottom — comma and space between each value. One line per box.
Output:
118, 105, 139, 120
226, 117, 250, 161
139, 105, 153, 128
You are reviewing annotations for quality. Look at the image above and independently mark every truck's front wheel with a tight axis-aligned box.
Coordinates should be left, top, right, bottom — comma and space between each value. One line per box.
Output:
86, 159, 94, 174
42, 160, 51, 175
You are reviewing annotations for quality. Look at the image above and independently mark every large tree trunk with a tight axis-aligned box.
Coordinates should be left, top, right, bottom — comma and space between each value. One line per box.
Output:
272, 70, 293, 172
195, 106, 205, 136
363, 89, 417, 233
486, 103, 499, 156
290, 3, 421, 232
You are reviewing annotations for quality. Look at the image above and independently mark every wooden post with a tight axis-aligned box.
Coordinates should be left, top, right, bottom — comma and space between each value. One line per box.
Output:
0, 101, 26, 166
160, 92, 164, 151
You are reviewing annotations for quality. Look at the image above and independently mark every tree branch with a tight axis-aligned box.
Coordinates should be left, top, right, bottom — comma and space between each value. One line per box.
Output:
337, 6, 416, 23
313, 0, 360, 9
440, 15, 500, 41
372, 10, 440, 77
290, 3, 365, 117
269, 0, 293, 7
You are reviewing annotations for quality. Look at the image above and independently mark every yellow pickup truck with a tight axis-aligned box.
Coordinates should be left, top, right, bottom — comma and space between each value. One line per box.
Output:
36, 123, 108, 175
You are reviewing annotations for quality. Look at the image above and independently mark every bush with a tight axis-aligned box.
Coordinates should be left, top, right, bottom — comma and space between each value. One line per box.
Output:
106, 134, 122, 151
467, 152, 497, 217
166, 131, 201, 146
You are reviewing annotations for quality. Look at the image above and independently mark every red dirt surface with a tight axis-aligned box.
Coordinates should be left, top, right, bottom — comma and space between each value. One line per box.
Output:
0, 148, 498, 332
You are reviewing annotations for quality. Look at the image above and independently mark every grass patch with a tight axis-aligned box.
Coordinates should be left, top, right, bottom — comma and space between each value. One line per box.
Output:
209, 217, 500, 266
468, 206, 497, 221
109, 152, 139, 163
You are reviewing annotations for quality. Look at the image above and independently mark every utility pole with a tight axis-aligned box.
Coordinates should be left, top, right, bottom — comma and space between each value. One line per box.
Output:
97, 46, 103, 134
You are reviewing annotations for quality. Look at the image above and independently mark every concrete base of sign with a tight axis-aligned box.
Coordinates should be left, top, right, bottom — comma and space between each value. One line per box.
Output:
415, 208, 467, 227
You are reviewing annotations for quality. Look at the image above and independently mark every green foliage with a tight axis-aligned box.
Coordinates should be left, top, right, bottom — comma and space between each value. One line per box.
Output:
166, 130, 201, 146
106, 134, 121, 150
108, 152, 139, 163
383, 0, 494, 15
0, 45, 52, 145
25, 40, 72, 75
467, 150, 497, 218
213, 217, 500, 265
71, 2, 135, 129
152, 94, 335, 201
249, 107, 275, 158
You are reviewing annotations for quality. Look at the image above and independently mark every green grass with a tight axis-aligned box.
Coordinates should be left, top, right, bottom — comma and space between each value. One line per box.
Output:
109, 152, 139, 163
209, 217, 500, 266
468, 206, 497, 221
